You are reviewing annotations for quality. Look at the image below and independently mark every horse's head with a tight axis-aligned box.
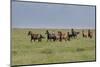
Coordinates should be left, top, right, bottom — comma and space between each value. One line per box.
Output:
28, 31, 32, 36
45, 30, 49, 34
71, 28, 74, 32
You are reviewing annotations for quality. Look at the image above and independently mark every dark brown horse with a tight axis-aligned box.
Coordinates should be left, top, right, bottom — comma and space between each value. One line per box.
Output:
88, 29, 93, 38
28, 31, 44, 42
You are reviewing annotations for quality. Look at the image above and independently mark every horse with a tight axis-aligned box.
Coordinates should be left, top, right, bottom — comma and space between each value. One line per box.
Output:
69, 29, 80, 39
88, 29, 93, 38
57, 31, 70, 41
82, 30, 87, 38
45, 30, 56, 41
28, 31, 44, 42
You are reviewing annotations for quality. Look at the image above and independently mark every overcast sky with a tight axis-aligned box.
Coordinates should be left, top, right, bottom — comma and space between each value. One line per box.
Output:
12, 1, 96, 29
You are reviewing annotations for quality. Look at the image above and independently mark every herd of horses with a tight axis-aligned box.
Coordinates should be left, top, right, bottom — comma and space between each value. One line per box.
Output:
28, 29, 93, 42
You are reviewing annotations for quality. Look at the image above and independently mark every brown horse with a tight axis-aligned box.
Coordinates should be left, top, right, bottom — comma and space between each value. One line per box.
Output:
57, 31, 70, 41
82, 29, 93, 38
28, 31, 44, 42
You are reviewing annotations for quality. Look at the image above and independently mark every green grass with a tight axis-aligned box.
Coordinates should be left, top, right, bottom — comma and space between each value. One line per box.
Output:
12, 28, 96, 66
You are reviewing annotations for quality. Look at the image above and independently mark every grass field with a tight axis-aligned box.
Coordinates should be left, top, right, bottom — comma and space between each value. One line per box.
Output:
12, 28, 96, 66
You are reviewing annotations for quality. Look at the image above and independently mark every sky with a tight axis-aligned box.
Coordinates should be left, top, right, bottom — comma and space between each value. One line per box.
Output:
12, 1, 96, 29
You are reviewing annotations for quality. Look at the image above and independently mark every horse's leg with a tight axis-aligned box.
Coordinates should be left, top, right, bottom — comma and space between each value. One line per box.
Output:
34, 39, 35, 42
30, 39, 32, 42
53, 36, 56, 42
68, 37, 70, 41
47, 36, 49, 42
59, 36, 62, 42
30, 37, 33, 42
60, 39, 62, 42
55, 36, 57, 41
67, 35, 70, 41
47, 37, 49, 41
59, 37, 60, 41
66, 38, 67, 41
53, 38, 55, 41
38, 38, 42, 42
50, 38, 52, 41
38, 38, 39, 42
53, 38, 54, 41
90, 35, 92, 38
40, 38, 42, 41
64, 38, 67, 41
38, 39, 39, 42
53, 38, 56, 42
75, 35, 77, 39
74, 35, 76, 39
71, 35, 74, 39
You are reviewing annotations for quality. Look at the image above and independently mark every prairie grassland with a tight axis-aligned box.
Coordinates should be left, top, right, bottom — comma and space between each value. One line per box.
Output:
12, 28, 96, 66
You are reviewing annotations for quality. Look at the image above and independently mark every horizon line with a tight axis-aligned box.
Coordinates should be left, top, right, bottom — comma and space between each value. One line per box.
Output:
12, 27, 95, 29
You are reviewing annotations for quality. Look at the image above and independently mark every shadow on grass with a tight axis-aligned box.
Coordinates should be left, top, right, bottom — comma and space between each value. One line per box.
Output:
76, 48, 85, 52
41, 48, 53, 54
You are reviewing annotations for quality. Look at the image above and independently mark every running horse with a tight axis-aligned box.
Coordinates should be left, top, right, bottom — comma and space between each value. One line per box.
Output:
28, 31, 44, 42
